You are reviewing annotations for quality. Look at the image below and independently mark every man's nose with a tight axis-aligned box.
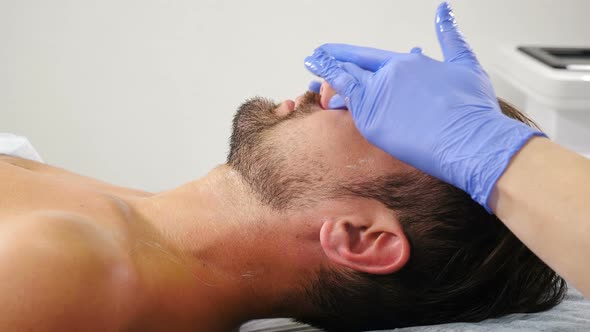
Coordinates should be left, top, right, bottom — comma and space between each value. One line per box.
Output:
275, 99, 295, 117
320, 81, 338, 109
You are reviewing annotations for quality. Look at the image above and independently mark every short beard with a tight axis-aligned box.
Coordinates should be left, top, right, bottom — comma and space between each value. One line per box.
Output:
227, 92, 325, 210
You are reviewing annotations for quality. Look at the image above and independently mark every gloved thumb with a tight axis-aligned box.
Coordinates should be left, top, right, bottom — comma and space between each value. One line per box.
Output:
435, 1, 479, 66
308, 80, 322, 93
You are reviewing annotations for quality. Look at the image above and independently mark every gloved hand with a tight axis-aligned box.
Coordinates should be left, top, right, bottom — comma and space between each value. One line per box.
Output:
304, 1, 545, 212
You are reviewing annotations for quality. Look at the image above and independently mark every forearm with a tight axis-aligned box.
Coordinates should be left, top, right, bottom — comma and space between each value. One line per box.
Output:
490, 136, 590, 297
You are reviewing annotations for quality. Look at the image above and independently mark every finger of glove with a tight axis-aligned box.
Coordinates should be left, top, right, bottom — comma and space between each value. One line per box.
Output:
328, 94, 347, 110
331, 62, 372, 111
308, 80, 322, 93
318, 43, 399, 72
435, 1, 480, 66
305, 48, 360, 101
340, 61, 373, 82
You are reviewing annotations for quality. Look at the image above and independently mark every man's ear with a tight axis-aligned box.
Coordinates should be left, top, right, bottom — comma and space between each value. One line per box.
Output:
319, 202, 410, 275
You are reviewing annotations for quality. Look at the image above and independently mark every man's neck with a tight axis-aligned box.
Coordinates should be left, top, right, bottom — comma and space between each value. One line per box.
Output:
130, 165, 323, 330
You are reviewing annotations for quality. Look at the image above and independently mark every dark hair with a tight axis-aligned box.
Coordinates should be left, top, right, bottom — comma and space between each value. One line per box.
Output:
297, 99, 567, 331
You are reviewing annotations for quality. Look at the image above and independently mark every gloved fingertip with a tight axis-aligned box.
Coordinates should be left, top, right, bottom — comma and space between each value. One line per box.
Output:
436, 1, 456, 32
308, 80, 322, 93
304, 56, 319, 75
434, 1, 478, 65
328, 94, 347, 110
305, 48, 359, 97
410, 47, 423, 54
304, 48, 333, 76
439, 1, 452, 12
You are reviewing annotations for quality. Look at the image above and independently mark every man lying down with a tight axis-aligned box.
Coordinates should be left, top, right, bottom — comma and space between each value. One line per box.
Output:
0, 82, 565, 332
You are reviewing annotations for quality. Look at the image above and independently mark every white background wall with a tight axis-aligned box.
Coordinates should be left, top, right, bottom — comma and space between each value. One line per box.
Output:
1, 0, 588, 192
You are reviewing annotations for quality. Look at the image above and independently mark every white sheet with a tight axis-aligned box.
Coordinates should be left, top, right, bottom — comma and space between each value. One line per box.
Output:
0, 133, 43, 162
239, 283, 590, 331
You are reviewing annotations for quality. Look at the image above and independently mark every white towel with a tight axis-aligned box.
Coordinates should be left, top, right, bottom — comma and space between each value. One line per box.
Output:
0, 133, 43, 162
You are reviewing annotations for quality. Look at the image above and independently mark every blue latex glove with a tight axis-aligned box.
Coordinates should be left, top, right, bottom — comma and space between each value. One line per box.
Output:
308, 47, 424, 109
304, 2, 545, 212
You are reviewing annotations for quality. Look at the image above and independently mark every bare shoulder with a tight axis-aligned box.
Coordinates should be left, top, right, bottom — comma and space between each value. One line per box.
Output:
0, 212, 141, 332
0, 155, 152, 198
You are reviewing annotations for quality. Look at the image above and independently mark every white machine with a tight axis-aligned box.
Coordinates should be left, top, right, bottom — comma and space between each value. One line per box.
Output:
490, 46, 590, 158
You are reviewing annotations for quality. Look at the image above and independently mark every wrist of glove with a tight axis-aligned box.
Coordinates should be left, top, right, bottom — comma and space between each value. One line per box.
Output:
436, 113, 545, 211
